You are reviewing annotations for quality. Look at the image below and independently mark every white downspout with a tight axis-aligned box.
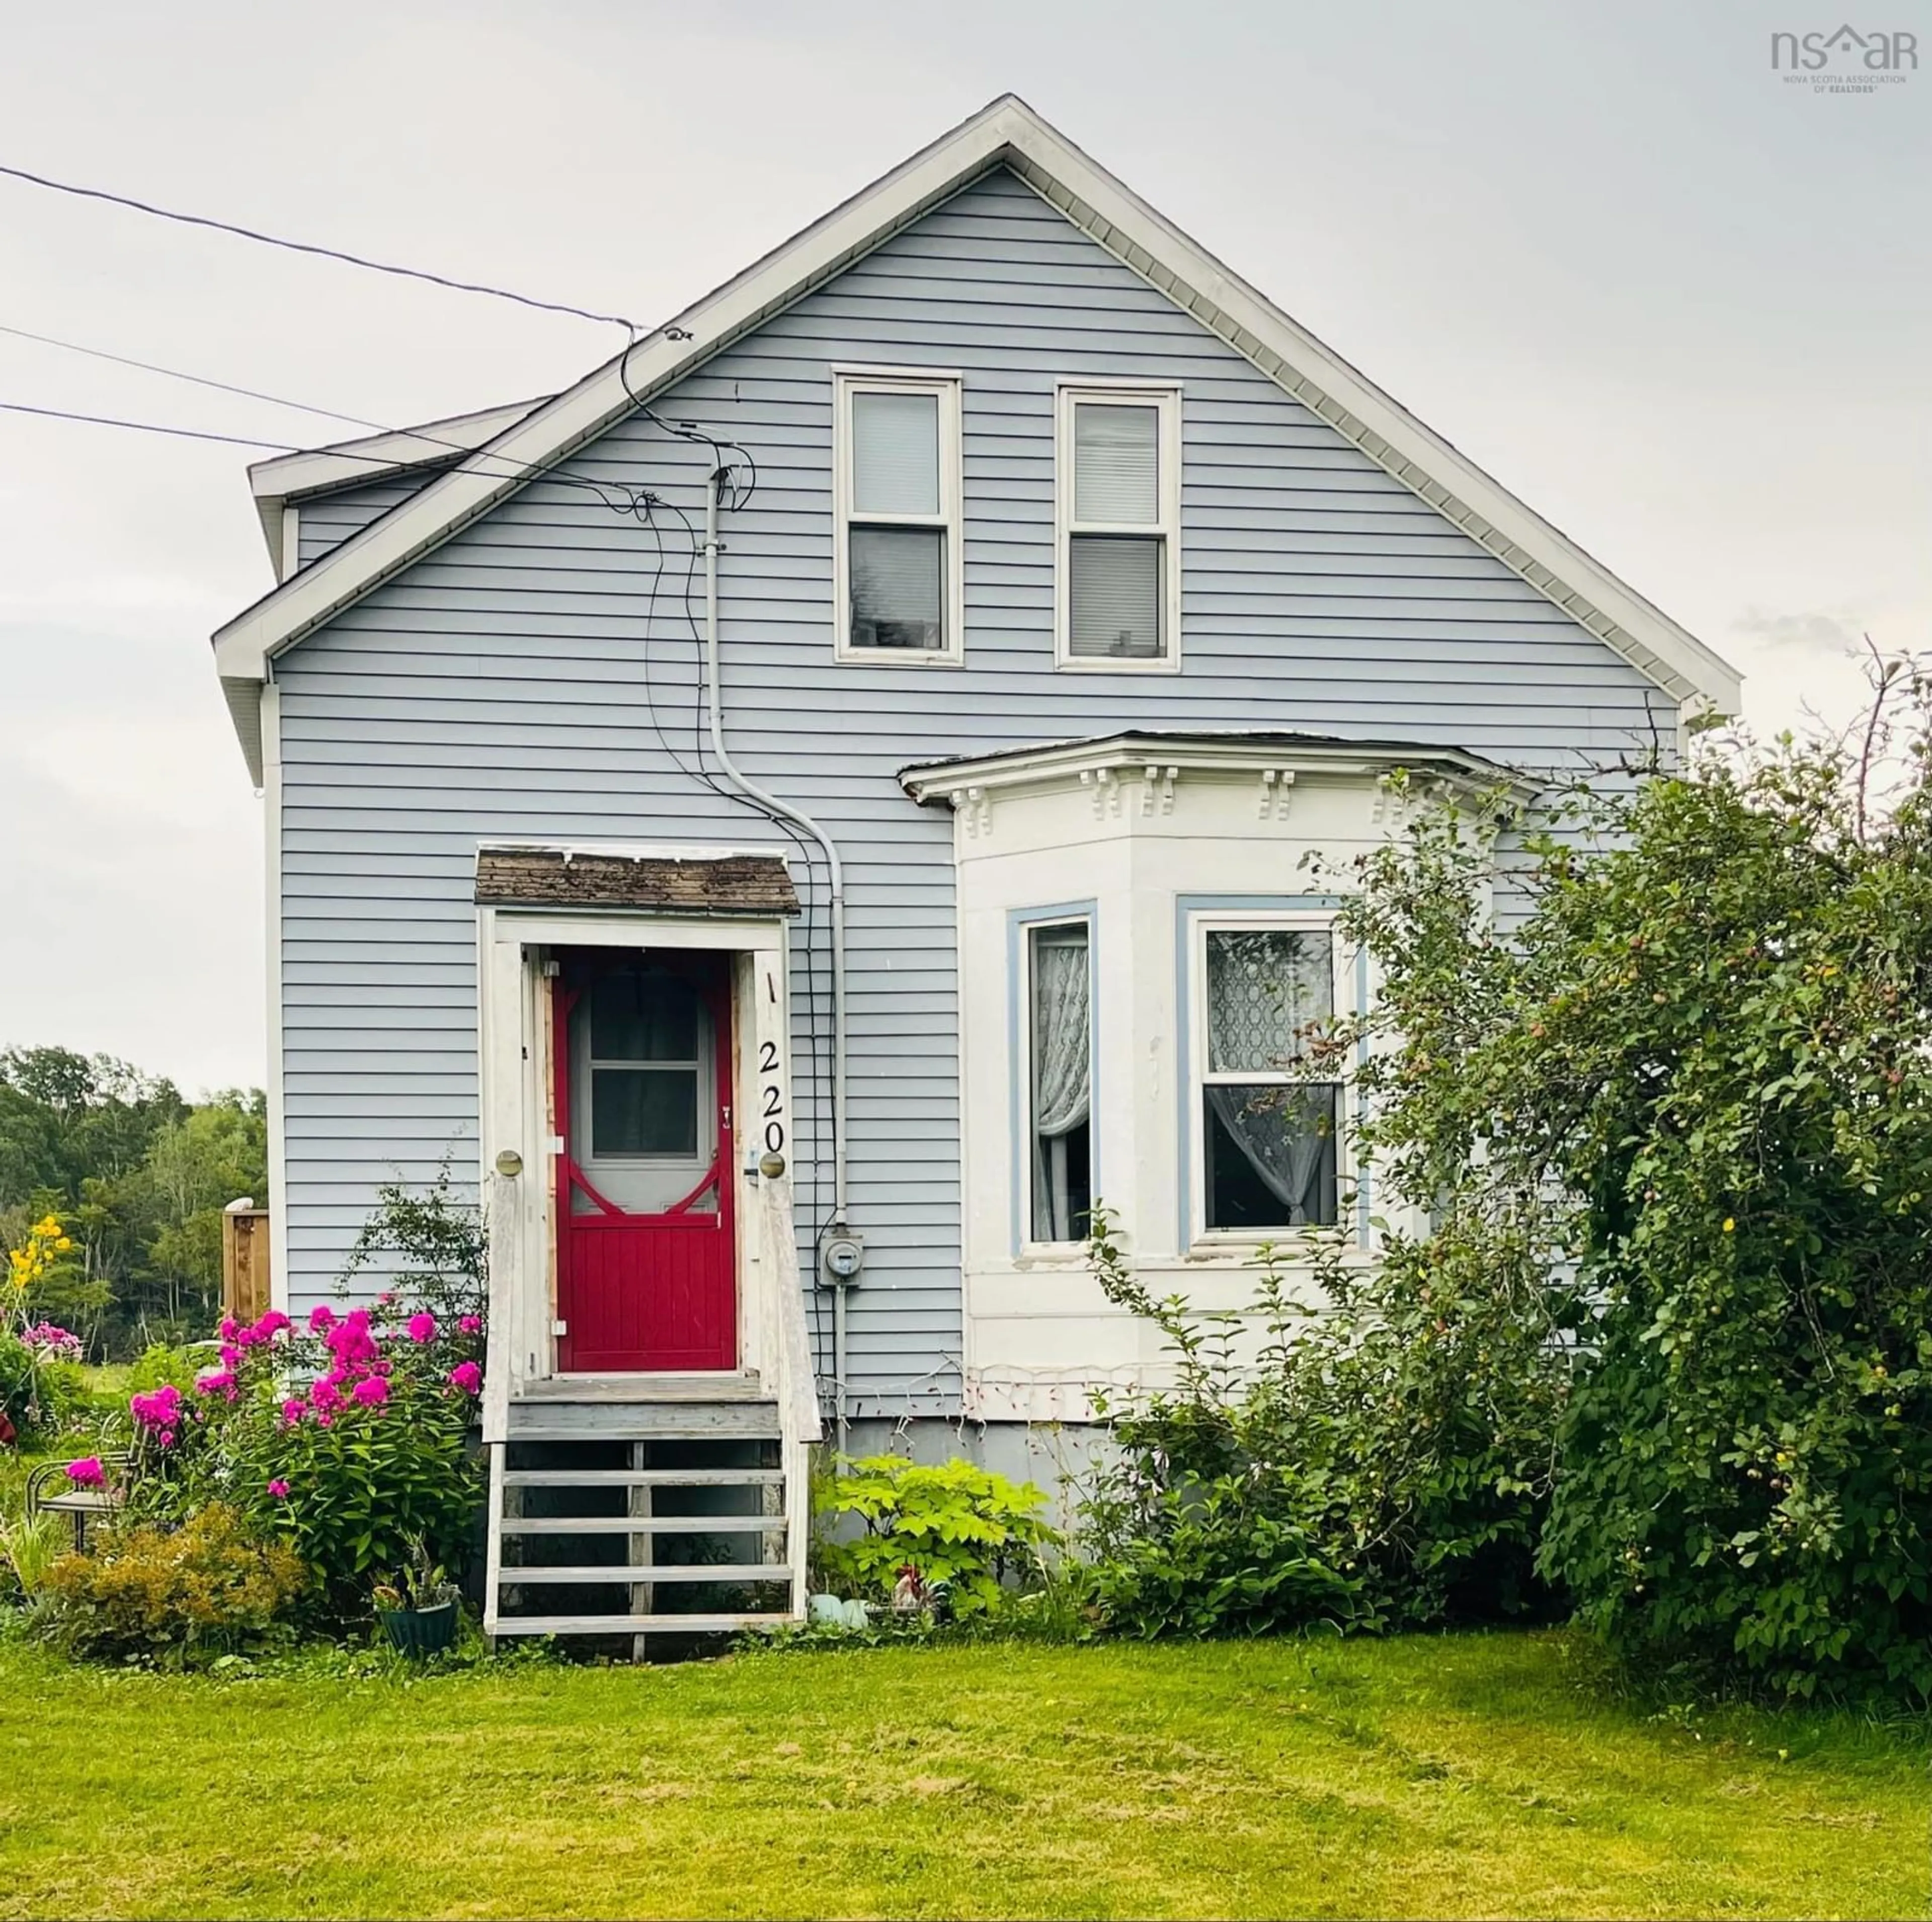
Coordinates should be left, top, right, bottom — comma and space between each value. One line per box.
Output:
702, 467, 850, 1449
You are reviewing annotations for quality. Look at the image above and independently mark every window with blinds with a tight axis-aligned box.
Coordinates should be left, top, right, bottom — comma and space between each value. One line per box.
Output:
834, 371, 963, 662
1056, 385, 1180, 667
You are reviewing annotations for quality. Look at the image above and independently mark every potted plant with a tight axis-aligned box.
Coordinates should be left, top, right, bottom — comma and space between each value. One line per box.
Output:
373, 1536, 461, 1656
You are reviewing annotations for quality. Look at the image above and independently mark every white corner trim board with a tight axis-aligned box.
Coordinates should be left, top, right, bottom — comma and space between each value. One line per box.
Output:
209, 95, 1740, 784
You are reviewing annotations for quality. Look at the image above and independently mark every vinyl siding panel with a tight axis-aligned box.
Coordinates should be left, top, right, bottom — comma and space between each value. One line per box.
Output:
272, 166, 1670, 1412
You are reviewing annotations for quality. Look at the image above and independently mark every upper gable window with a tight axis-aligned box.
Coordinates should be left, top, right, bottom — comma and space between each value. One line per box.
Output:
1055, 383, 1181, 672
833, 369, 963, 665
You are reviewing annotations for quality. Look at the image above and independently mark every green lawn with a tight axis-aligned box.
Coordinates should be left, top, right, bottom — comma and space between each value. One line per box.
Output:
0, 1630, 1923, 1918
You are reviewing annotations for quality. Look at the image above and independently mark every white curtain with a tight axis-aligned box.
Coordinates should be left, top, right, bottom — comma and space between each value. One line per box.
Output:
1031, 928, 1090, 1241
1206, 930, 1332, 1072
1206, 1085, 1330, 1226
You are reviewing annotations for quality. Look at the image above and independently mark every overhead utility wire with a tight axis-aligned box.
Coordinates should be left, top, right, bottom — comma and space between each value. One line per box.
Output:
0, 322, 389, 433
0, 161, 641, 333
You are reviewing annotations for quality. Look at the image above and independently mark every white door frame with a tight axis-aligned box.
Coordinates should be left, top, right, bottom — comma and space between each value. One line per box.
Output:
476, 906, 793, 1441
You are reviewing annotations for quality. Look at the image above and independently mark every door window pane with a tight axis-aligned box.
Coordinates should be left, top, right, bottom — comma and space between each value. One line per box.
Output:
589, 971, 697, 1063
1029, 924, 1091, 1241
1204, 1083, 1339, 1229
1206, 930, 1333, 1071
1074, 403, 1159, 523
592, 1067, 698, 1157
1069, 535, 1162, 658
852, 390, 940, 516
849, 526, 945, 650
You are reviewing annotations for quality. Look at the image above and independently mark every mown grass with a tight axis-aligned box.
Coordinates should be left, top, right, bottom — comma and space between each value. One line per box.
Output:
0, 1627, 1924, 1918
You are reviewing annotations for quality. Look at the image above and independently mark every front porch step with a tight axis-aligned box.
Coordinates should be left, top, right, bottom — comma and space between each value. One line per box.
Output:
500, 1515, 782, 1536
517, 1372, 766, 1403
506, 1400, 780, 1441
502, 1468, 783, 1488
498, 1564, 794, 1586
491, 1613, 791, 1637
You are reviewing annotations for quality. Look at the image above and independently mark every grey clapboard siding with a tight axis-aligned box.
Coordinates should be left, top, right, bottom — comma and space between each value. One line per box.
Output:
272, 166, 1671, 1412
294, 473, 444, 569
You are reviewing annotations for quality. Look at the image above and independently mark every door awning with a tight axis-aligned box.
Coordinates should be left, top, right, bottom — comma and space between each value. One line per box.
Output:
474, 845, 799, 916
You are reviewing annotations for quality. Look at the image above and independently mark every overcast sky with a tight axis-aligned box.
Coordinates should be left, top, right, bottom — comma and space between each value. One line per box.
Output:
2, 0, 1925, 1095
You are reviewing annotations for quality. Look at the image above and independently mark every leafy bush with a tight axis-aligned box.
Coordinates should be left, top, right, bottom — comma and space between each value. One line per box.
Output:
122, 1294, 485, 1617
0, 1328, 90, 1440
1293, 650, 1932, 1698
814, 1454, 1056, 1615
40, 1502, 307, 1660
1076, 1217, 1548, 1639
123, 1344, 211, 1397
0, 1511, 62, 1607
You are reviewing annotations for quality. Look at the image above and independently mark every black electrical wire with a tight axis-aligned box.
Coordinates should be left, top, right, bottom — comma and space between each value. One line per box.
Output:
0, 162, 641, 332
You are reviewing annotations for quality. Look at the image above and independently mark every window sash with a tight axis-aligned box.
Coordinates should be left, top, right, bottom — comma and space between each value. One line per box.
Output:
1056, 383, 1179, 669
1191, 916, 1350, 1239
1026, 920, 1092, 1245
835, 371, 962, 661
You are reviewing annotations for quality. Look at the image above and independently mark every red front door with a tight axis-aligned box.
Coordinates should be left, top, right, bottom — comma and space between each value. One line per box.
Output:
553, 950, 736, 1372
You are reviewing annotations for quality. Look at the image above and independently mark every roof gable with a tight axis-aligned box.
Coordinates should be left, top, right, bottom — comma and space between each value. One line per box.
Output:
213, 94, 1739, 781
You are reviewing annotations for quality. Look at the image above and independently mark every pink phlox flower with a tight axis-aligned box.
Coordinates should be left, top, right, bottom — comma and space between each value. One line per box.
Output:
195, 1368, 237, 1398
130, 1383, 183, 1431
22, 1322, 83, 1362
308, 1377, 344, 1415
266, 1478, 291, 1499
219, 1317, 239, 1342
351, 1375, 389, 1408
448, 1361, 482, 1396
64, 1457, 106, 1488
458, 1314, 482, 1335
219, 1343, 242, 1368
281, 1397, 306, 1427
158, 1429, 178, 1449
407, 1311, 437, 1344
254, 1310, 291, 1340
315, 1411, 333, 1428
308, 1303, 337, 1333
376, 1291, 395, 1307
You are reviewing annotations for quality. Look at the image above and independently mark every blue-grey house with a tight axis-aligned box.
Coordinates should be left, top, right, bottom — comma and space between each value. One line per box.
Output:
211, 97, 1740, 1647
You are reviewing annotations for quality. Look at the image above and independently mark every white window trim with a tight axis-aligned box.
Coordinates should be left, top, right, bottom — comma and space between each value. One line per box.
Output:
1054, 380, 1183, 674
1187, 909, 1354, 1250
1015, 909, 1098, 1258
831, 366, 964, 666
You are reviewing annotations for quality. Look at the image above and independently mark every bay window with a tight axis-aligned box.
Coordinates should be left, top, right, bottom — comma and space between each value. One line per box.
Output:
833, 370, 963, 662
1056, 383, 1181, 668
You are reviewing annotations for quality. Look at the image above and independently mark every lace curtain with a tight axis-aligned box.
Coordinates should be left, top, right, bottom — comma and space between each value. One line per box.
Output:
1031, 927, 1090, 1241
1206, 930, 1332, 1072
1206, 1085, 1332, 1225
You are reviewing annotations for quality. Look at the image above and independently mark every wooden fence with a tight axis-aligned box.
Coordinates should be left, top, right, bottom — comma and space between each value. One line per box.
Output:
221, 1200, 271, 1323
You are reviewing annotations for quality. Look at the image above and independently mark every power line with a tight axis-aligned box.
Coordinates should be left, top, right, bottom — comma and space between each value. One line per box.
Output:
0, 321, 389, 433
0, 160, 642, 333
0, 399, 302, 450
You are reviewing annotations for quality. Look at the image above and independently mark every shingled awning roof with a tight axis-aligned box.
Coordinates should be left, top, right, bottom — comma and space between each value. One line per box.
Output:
474, 846, 799, 916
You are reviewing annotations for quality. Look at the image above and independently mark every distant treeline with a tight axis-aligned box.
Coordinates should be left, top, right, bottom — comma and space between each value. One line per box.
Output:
0, 1046, 266, 1358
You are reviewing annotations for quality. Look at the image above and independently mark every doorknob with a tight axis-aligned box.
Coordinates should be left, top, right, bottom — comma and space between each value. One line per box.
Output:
494, 1149, 524, 1178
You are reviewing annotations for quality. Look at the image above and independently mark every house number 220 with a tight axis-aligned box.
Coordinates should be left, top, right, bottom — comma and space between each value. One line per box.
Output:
757, 1039, 785, 1154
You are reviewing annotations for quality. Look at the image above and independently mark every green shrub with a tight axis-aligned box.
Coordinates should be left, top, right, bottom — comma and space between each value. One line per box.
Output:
40, 1503, 308, 1660
123, 1344, 209, 1397
0, 1330, 90, 1440
814, 1454, 1056, 1615
0, 1511, 63, 1607
1075, 1214, 1558, 1640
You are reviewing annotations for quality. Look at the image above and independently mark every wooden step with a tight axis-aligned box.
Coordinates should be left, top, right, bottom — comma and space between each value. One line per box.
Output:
498, 1564, 793, 1586
506, 1401, 780, 1441
499, 1515, 782, 1536
516, 1372, 767, 1404
489, 1613, 792, 1637
502, 1468, 783, 1488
